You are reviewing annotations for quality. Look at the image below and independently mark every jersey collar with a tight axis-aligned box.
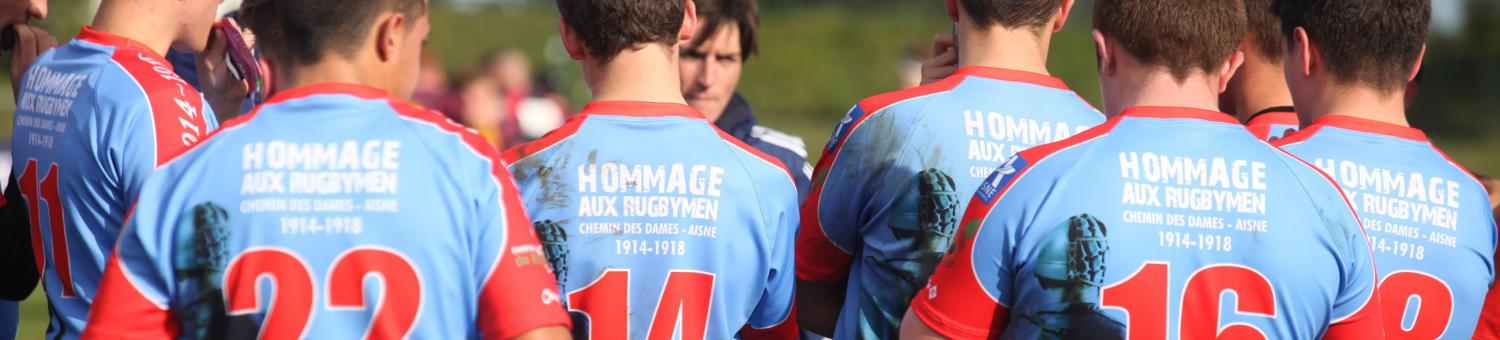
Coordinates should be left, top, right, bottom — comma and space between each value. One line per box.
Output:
580, 101, 706, 119
1120, 106, 1240, 124
265, 83, 393, 105
77, 27, 167, 61
953, 66, 1071, 91
1310, 114, 1427, 141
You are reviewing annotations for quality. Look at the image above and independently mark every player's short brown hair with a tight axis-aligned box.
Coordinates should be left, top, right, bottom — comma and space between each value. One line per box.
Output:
687, 0, 757, 59
1243, 0, 1283, 60
960, 0, 1063, 31
240, 0, 427, 65
1093, 0, 1246, 81
557, 0, 685, 62
1274, 0, 1430, 93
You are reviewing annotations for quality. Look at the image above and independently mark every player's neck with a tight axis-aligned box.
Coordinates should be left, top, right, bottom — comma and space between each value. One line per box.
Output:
1228, 59, 1294, 123
1105, 71, 1223, 117
957, 27, 1050, 75
90, 0, 177, 57
584, 44, 689, 105
1299, 85, 1410, 127
274, 58, 389, 96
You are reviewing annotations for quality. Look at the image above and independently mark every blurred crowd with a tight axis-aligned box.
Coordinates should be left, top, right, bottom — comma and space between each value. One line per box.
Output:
412, 48, 572, 150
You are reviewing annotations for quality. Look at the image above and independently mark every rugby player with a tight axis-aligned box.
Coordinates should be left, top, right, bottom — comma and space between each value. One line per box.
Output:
82, 0, 570, 338
7, 0, 246, 336
794, 0, 1104, 337
904, 0, 1384, 338
1272, 0, 1497, 337
502, 0, 799, 338
680, 0, 813, 200
0, 0, 52, 336
1222, 0, 1299, 141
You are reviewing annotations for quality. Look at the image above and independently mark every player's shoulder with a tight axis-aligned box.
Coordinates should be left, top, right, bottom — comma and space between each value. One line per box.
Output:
501, 115, 588, 165
973, 116, 1123, 204
383, 96, 508, 170
856, 76, 965, 115
715, 125, 797, 191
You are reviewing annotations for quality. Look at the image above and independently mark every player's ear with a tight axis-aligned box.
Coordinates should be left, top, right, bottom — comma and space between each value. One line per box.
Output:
374, 12, 405, 63
945, 0, 959, 23
1291, 27, 1315, 78
1217, 50, 1246, 95
1092, 29, 1114, 77
678, 0, 698, 44
1408, 44, 1426, 82
1052, 0, 1075, 34
559, 19, 585, 61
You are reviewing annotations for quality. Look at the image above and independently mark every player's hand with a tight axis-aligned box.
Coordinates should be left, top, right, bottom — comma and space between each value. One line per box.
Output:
196, 18, 250, 120
921, 33, 957, 86
8, 24, 56, 99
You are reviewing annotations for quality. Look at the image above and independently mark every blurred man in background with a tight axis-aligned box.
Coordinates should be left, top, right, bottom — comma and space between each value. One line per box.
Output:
84, 0, 571, 337
795, 0, 1104, 337
487, 48, 568, 148
0, 0, 51, 336
5, 0, 246, 336
1273, 0, 1496, 337
681, 0, 811, 199
1221, 0, 1298, 141
905, 0, 1383, 337
504, 0, 799, 337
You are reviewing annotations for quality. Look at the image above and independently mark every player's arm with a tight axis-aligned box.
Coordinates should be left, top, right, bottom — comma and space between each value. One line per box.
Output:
475, 164, 570, 340
794, 105, 882, 335
907, 153, 1052, 339
83, 187, 181, 339
0, 183, 40, 301
1318, 183, 1384, 339
742, 180, 801, 339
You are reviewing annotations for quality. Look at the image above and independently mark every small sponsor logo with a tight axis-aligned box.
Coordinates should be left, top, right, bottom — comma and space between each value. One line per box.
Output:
976, 155, 1026, 204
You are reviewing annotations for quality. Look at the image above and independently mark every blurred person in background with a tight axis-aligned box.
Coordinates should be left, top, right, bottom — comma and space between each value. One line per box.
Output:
681, 0, 812, 200
459, 70, 507, 147
0, 0, 51, 336
1273, 0, 1495, 337
1221, 0, 1298, 141
897, 43, 926, 90
487, 48, 569, 148
412, 46, 460, 119
795, 0, 1105, 337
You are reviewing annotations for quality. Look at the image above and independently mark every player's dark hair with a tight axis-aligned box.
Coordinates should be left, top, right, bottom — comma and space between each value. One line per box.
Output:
687, 0, 758, 59
960, 0, 1063, 31
240, 0, 427, 66
1243, 0, 1283, 60
1274, 0, 1430, 93
556, 0, 684, 63
1093, 0, 1246, 81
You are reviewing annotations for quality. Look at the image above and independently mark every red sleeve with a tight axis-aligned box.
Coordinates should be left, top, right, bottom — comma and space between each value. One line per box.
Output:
1324, 296, 1383, 340
82, 255, 179, 339
794, 134, 856, 283
739, 305, 800, 340
477, 174, 571, 339
907, 195, 1008, 339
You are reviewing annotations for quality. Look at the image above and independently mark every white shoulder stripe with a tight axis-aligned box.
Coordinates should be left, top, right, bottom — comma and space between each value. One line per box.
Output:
751, 125, 808, 158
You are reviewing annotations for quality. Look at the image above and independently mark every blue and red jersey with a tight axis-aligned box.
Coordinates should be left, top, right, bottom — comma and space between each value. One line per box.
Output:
911, 107, 1382, 339
1245, 107, 1300, 142
503, 101, 800, 339
9, 27, 218, 339
1277, 115, 1497, 339
82, 84, 569, 339
795, 66, 1104, 338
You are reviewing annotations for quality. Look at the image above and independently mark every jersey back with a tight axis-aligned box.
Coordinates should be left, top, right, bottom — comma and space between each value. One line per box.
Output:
796, 67, 1105, 338
83, 84, 568, 339
1245, 109, 1300, 142
1277, 115, 1497, 339
504, 101, 799, 339
10, 28, 216, 339
911, 107, 1381, 339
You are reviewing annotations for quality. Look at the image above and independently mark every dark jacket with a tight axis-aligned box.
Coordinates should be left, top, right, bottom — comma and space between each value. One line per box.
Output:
715, 93, 813, 201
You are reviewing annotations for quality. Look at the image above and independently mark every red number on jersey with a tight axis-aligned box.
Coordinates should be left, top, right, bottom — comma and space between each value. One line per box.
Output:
224, 247, 422, 339
19, 160, 75, 298
568, 270, 715, 340
1101, 262, 1277, 339
1380, 271, 1452, 339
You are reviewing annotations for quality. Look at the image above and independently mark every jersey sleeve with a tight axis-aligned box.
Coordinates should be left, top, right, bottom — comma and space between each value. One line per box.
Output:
100, 68, 214, 204
475, 162, 571, 339
747, 179, 800, 332
909, 152, 1055, 339
795, 104, 884, 283
1310, 175, 1384, 339
83, 173, 182, 339
1479, 216, 1500, 338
